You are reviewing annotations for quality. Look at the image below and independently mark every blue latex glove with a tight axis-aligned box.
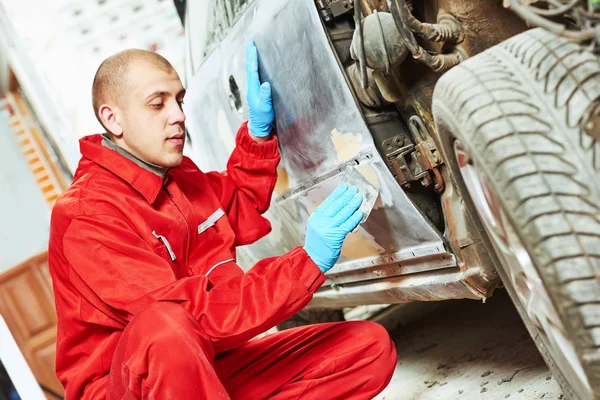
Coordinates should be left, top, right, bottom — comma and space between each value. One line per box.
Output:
245, 41, 274, 137
304, 184, 364, 273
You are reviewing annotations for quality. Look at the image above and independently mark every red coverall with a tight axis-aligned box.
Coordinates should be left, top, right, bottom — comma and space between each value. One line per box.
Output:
48, 122, 396, 399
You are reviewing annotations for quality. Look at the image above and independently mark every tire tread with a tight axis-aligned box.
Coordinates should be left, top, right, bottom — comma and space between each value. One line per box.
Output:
433, 27, 600, 397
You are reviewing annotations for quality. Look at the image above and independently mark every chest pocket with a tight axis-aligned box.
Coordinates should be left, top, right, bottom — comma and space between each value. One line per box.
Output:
152, 231, 177, 261
197, 208, 225, 235
189, 207, 236, 276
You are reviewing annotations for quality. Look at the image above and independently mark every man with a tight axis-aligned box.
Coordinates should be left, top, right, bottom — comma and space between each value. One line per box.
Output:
48, 42, 396, 399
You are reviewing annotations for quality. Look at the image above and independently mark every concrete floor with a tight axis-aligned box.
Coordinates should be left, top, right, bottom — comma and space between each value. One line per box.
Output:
375, 290, 564, 400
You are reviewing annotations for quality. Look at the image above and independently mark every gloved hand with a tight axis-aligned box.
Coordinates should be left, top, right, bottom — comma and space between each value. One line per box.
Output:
245, 41, 274, 137
304, 184, 364, 273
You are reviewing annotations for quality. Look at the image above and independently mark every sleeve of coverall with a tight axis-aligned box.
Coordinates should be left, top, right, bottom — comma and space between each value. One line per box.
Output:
205, 121, 280, 246
63, 213, 325, 353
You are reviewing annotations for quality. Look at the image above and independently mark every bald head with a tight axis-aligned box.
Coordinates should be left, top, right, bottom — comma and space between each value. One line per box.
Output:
92, 49, 175, 128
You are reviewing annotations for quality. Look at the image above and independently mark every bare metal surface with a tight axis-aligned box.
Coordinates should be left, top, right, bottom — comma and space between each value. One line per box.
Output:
326, 249, 457, 286
184, 0, 444, 277
310, 268, 483, 309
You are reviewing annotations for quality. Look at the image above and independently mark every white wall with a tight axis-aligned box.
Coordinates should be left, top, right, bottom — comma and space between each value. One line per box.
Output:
0, 111, 50, 273
0, 0, 185, 174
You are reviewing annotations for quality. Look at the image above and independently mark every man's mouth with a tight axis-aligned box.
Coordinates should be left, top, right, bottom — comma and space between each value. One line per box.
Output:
167, 133, 185, 146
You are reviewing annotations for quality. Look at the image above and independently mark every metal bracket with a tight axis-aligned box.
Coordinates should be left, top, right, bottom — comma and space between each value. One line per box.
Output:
329, 0, 354, 17
316, 0, 354, 22
382, 115, 445, 191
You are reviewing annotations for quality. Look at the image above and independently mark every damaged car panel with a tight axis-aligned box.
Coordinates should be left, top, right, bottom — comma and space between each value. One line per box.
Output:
183, 0, 459, 298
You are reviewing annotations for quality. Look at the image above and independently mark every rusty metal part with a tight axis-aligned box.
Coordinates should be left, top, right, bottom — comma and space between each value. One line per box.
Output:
404, 105, 501, 297
385, 140, 429, 187
310, 267, 485, 308
381, 115, 445, 190
388, 84, 501, 297
326, 248, 456, 285
409, 116, 445, 192
346, 63, 385, 108
350, 11, 409, 73
439, 176, 502, 296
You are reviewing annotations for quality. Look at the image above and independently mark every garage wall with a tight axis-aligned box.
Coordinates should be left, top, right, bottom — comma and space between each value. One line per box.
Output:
0, 111, 49, 273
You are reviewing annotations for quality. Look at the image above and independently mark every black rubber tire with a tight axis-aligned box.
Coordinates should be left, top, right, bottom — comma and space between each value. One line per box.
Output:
276, 308, 346, 331
432, 28, 600, 399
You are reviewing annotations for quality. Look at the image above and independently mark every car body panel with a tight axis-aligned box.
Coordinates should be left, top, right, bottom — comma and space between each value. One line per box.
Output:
183, 0, 451, 288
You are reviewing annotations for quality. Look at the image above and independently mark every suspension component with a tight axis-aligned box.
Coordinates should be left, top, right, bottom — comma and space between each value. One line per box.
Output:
413, 46, 467, 73
346, 63, 386, 108
407, 9, 465, 43
350, 11, 409, 73
387, 0, 467, 72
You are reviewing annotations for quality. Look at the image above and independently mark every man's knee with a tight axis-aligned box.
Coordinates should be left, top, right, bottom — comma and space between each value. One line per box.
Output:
126, 302, 212, 359
341, 321, 397, 392
111, 304, 215, 398
342, 321, 397, 369
130, 302, 196, 333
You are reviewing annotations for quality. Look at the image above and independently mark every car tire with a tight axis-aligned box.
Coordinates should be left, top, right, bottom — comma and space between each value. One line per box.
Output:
432, 27, 600, 400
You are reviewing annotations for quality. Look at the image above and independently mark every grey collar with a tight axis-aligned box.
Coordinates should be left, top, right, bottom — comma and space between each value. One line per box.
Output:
101, 134, 168, 179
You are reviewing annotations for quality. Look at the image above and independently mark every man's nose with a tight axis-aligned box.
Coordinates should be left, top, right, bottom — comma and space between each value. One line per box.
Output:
169, 102, 186, 125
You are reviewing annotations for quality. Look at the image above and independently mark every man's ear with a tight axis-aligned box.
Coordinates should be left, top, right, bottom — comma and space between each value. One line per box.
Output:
98, 104, 123, 137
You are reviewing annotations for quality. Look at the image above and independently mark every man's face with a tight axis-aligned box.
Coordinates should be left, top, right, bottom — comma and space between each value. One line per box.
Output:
118, 61, 187, 168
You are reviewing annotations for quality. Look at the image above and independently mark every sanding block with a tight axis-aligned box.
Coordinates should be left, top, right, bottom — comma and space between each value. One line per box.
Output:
339, 164, 379, 227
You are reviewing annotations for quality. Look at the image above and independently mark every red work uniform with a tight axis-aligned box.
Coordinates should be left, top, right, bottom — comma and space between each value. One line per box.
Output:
48, 122, 396, 400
